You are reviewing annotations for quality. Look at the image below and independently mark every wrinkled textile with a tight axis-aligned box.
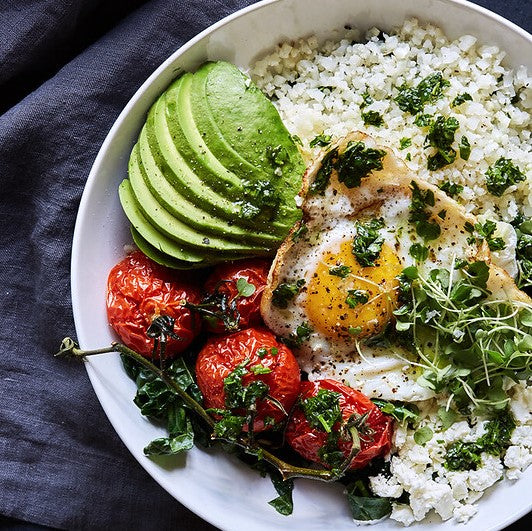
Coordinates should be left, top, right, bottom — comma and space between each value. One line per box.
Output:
0, 0, 530, 530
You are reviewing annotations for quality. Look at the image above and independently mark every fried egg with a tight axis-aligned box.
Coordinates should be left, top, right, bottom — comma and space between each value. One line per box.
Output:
261, 132, 527, 402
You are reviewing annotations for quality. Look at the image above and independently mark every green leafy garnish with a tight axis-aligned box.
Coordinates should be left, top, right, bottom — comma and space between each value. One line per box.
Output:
437, 407, 461, 430
361, 91, 374, 107
512, 216, 532, 289
459, 136, 471, 161
451, 92, 473, 107
467, 220, 506, 252
409, 243, 429, 262
399, 137, 412, 150
394, 261, 532, 410
425, 115, 459, 170
310, 148, 338, 195
362, 110, 384, 127
224, 360, 269, 409
414, 426, 433, 445
236, 277, 256, 297
292, 223, 308, 242
272, 279, 305, 308
439, 181, 464, 197
283, 322, 313, 348
444, 411, 516, 470
329, 265, 352, 278
268, 473, 294, 516
346, 480, 392, 522
395, 72, 450, 115
414, 113, 432, 127
352, 218, 385, 267
409, 181, 441, 241
486, 157, 526, 196
335, 141, 386, 188
310, 133, 332, 148
301, 388, 342, 432
372, 399, 419, 425
346, 289, 370, 308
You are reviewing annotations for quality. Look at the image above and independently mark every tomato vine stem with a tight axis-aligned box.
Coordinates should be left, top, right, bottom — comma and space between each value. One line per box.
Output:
56, 337, 353, 482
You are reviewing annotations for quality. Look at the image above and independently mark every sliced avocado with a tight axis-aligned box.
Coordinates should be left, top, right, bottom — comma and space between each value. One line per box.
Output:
189, 61, 304, 229
128, 153, 272, 255
118, 180, 205, 263
141, 91, 242, 221
130, 227, 197, 269
132, 137, 279, 246
164, 73, 243, 198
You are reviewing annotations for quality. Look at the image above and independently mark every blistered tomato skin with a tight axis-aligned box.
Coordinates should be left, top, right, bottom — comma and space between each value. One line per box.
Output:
106, 251, 202, 358
286, 379, 393, 469
204, 259, 270, 333
195, 327, 301, 432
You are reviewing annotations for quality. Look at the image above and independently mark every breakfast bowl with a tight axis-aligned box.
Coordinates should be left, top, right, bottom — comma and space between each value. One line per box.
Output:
71, 0, 532, 529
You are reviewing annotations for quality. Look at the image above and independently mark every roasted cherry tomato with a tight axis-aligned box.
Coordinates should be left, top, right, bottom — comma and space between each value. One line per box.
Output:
106, 251, 201, 358
195, 327, 300, 432
286, 379, 393, 470
202, 258, 270, 333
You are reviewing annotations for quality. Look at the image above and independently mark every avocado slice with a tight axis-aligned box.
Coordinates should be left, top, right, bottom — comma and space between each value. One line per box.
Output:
132, 137, 279, 246
127, 159, 272, 255
118, 180, 205, 264
189, 61, 304, 229
141, 93, 242, 221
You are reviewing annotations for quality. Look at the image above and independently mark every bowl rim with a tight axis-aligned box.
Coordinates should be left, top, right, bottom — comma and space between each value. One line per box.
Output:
71, 0, 532, 529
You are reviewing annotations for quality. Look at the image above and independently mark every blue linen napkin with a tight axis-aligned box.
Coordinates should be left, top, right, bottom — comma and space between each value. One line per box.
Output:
0, 0, 529, 530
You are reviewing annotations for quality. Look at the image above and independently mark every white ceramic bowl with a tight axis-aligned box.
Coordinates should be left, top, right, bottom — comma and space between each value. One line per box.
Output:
71, 0, 532, 529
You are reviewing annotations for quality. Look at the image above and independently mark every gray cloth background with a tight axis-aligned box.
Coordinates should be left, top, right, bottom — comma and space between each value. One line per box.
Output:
0, 0, 530, 529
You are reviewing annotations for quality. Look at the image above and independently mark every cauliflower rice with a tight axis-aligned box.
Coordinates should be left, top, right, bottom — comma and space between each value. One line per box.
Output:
250, 18, 532, 526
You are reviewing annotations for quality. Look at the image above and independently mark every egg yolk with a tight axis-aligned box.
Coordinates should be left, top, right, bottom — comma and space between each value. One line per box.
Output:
305, 240, 402, 339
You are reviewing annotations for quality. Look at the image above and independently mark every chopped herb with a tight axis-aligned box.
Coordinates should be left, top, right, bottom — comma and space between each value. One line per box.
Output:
362, 110, 384, 127
292, 223, 308, 242
352, 218, 385, 267
310, 133, 332, 148
250, 364, 273, 375
335, 141, 386, 188
459, 136, 471, 160
395, 72, 450, 115
224, 360, 269, 410
284, 322, 313, 348
271, 279, 305, 308
268, 473, 294, 516
310, 148, 338, 195
409, 243, 429, 262
468, 220, 507, 252
348, 326, 362, 336
486, 157, 526, 196
414, 113, 433, 127
439, 181, 464, 197
270, 347, 278, 356
451, 92, 473, 107
409, 181, 441, 241
329, 265, 352, 278
438, 209, 447, 220
372, 399, 419, 425
345, 289, 370, 308
405, 153, 412, 161
300, 388, 342, 432
512, 216, 532, 288
425, 115, 459, 170
399, 137, 412, 150
444, 411, 516, 470
361, 91, 374, 107
291, 134, 302, 146
236, 277, 256, 297
414, 426, 433, 445
256, 347, 268, 358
